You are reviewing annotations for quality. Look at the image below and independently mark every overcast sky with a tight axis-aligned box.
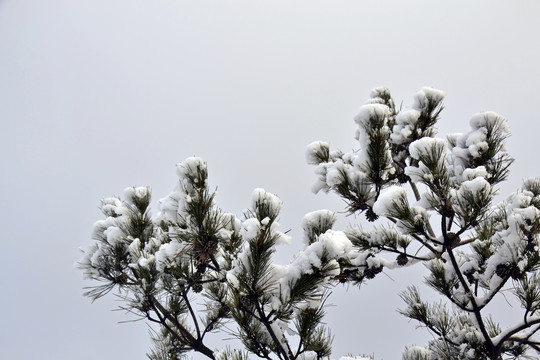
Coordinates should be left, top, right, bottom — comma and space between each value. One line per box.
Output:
1, 0, 540, 359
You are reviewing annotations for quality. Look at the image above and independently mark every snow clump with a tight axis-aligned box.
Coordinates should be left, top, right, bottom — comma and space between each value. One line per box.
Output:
372, 185, 408, 216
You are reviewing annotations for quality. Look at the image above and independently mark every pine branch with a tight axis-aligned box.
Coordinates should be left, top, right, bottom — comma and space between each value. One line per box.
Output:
387, 216, 441, 253
493, 318, 540, 349
182, 291, 201, 339
254, 301, 292, 360
148, 295, 216, 359
446, 247, 496, 356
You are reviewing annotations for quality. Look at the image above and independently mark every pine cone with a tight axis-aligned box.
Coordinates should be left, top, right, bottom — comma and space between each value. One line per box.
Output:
192, 283, 203, 293
363, 265, 383, 279
365, 207, 379, 222
396, 254, 408, 266
495, 263, 524, 280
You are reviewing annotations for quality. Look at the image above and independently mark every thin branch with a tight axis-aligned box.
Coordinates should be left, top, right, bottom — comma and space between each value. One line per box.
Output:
380, 246, 433, 261
254, 301, 291, 360
149, 299, 190, 345
148, 295, 216, 359
409, 181, 421, 202
388, 216, 442, 253
446, 248, 496, 355
182, 291, 201, 339
476, 274, 510, 309
495, 318, 540, 349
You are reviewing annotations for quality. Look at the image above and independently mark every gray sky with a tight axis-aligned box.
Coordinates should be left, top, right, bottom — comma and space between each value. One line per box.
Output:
1, 0, 540, 359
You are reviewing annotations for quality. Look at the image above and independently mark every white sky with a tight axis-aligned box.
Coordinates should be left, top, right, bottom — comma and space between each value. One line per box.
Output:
1, 0, 540, 359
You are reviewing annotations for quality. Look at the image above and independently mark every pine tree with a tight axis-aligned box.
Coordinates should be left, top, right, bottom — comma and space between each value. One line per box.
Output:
79, 88, 540, 360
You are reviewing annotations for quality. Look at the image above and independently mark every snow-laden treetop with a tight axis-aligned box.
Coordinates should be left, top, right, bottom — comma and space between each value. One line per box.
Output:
79, 87, 540, 360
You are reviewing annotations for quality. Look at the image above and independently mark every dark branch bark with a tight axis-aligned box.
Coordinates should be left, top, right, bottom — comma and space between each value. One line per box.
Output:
446, 248, 496, 357
148, 295, 216, 359
254, 302, 291, 360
